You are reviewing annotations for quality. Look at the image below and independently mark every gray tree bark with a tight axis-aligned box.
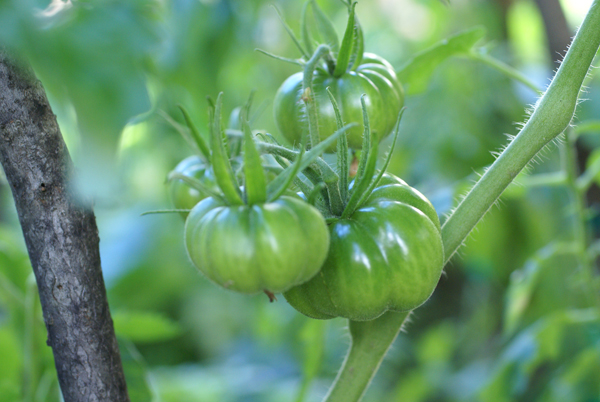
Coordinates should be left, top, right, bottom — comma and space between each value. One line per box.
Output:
0, 50, 129, 401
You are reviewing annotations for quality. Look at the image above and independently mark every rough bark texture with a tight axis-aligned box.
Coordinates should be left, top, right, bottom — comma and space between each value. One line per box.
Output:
0, 50, 129, 401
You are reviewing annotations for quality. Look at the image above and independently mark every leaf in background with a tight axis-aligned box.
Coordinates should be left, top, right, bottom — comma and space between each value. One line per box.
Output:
397, 27, 486, 95
480, 309, 600, 402
113, 311, 181, 343
544, 347, 600, 401
583, 147, 600, 188
295, 319, 325, 402
119, 340, 155, 402
503, 242, 576, 336
0, 327, 22, 402
574, 119, 600, 136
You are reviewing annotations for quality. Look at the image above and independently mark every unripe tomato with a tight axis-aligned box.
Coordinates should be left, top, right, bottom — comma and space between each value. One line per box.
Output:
168, 156, 217, 215
185, 195, 330, 294
284, 174, 444, 321
274, 53, 404, 149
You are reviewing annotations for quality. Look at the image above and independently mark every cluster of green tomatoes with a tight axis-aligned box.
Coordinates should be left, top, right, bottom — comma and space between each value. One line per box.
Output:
167, 1, 444, 322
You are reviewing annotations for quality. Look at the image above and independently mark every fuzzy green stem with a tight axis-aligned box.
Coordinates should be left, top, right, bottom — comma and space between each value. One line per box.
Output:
442, 0, 600, 263
323, 311, 410, 402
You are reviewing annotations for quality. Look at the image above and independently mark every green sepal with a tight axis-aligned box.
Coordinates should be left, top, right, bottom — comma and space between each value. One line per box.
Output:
267, 132, 307, 202
210, 93, 243, 205
333, 2, 357, 77
178, 105, 211, 161
241, 112, 267, 205
326, 87, 349, 204
342, 96, 378, 218
350, 94, 371, 197
301, 1, 314, 56
266, 123, 353, 201
271, 5, 309, 59
356, 108, 405, 208
349, 14, 364, 70
341, 134, 378, 219
303, 45, 332, 149
307, 182, 327, 206
310, 0, 339, 54
167, 171, 225, 203
255, 48, 305, 66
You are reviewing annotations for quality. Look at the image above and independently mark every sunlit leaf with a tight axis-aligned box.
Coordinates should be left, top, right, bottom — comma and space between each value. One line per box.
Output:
397, 27, 486, 95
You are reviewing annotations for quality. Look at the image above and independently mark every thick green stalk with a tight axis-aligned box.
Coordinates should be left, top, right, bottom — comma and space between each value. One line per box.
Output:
323, 311, 410, 402
323, 2, 600, 402
442, 0, 600, 263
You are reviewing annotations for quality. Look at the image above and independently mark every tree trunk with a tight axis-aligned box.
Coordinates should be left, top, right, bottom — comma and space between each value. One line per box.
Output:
0, 49, 129, 401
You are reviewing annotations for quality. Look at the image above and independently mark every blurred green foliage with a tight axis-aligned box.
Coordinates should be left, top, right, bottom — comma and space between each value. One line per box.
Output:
0, 0, 599, 401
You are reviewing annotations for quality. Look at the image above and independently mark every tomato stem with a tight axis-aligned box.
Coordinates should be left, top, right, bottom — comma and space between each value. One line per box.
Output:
441, 0, 600, 263
322, 311, 411, 402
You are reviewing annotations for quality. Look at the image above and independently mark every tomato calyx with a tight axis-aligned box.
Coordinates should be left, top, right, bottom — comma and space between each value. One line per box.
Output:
258, 0, 363, 79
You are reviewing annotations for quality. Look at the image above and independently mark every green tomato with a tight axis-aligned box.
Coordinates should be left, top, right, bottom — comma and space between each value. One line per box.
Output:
184, 196, 330, 294
168, 156, 217, 215
273, 53, 404, 150
284, 174, 444, 321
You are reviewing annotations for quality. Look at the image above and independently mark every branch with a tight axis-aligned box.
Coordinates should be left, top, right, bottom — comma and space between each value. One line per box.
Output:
0, 49, 130, 401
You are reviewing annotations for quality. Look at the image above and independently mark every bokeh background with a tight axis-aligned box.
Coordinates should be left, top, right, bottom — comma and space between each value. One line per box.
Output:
0, 0, 599, 401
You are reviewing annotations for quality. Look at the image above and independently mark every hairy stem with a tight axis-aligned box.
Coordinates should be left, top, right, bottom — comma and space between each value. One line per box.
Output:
442, 0, 600, 263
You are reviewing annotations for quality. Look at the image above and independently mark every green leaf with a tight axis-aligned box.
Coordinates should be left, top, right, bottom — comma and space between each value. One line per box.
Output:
397, 26, 486, 95
210, 93, 243, 205
580, 147, 600, 191
574, 119, 600, 135
333, 2, 357, 77
113, 311, 181, 343
310, 0, 339, 54
503, 242, 577, 336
